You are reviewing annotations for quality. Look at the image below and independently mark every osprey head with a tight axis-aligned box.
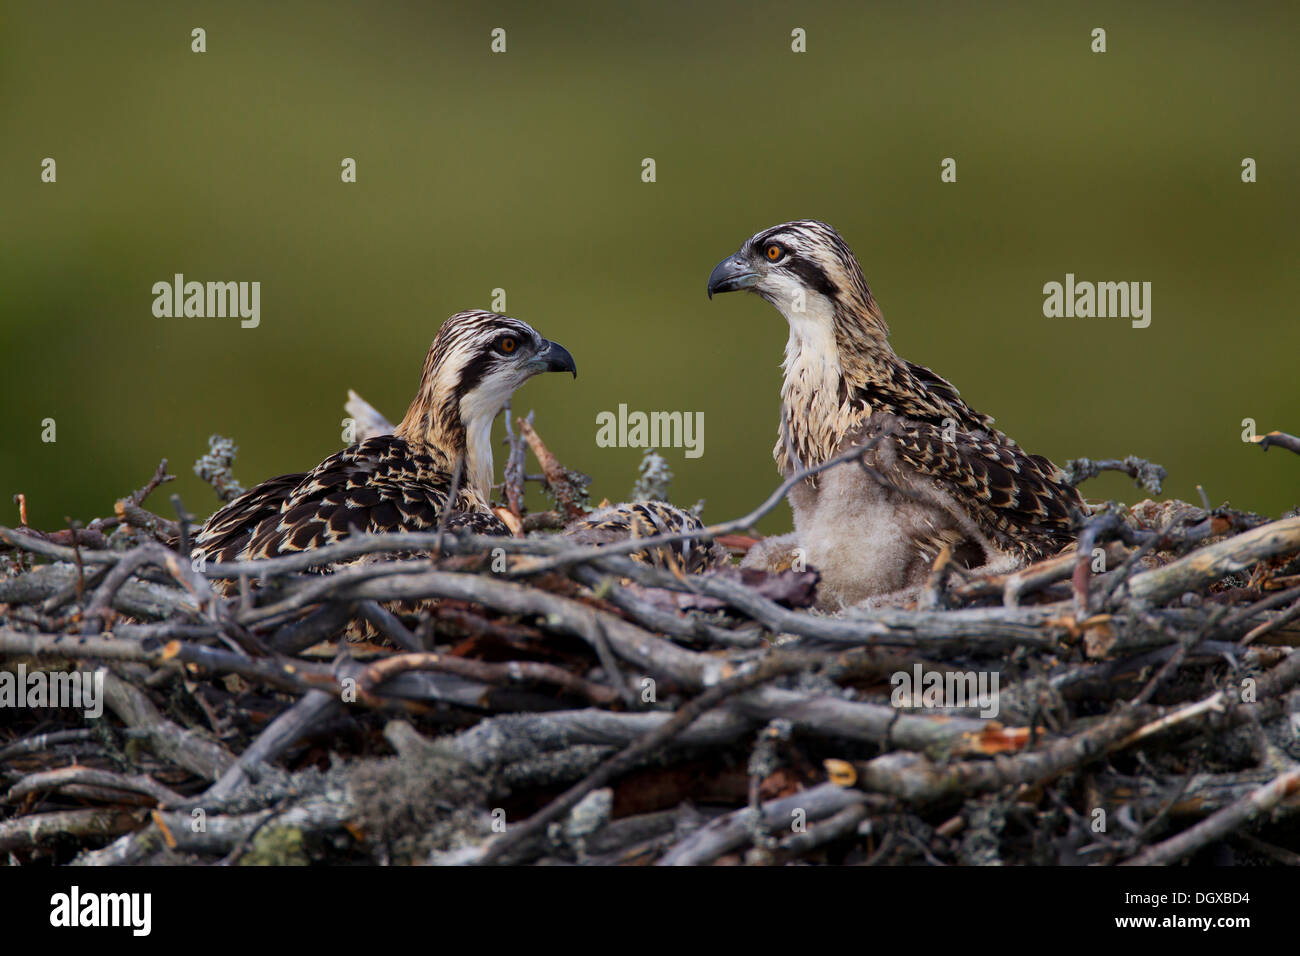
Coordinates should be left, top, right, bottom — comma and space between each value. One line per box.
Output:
396, 310, 575, 492
706, 220, 885, 341
432, 309, 576, 411
707, 221, 897, 477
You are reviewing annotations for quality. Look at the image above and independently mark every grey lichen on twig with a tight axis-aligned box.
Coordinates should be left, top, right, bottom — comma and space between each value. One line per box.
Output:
1063, 454, 1167, 495
631, 449, 673, 502
194, 435, 246, 504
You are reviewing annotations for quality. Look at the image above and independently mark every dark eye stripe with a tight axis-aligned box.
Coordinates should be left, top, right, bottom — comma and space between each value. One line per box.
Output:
456, 349, 498, 395
787, 257, 839, 299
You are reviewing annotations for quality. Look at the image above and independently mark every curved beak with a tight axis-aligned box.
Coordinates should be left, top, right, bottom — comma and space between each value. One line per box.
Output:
707, 252, 759, 299
535, 339, 577, 378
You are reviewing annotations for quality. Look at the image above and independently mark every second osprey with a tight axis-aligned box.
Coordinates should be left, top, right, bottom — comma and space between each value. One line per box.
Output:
708, 220, 1083, 609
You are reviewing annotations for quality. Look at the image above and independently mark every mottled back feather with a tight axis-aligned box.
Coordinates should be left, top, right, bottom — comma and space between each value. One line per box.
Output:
564, 501, 725, 574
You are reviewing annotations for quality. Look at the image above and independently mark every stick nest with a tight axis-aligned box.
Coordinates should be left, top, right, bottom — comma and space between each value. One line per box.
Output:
2, 416, 1299, 867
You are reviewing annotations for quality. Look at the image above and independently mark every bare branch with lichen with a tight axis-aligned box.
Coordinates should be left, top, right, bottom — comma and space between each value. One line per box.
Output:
193, 435, 246, 503
1063, 454, 1167, 494
631, 449, 673, 502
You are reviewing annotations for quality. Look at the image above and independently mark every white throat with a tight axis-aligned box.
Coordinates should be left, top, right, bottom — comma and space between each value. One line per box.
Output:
770, 289, 846, 471
459, 386, 512, 499
463, 416, 495, 500
778, 291, 843, 400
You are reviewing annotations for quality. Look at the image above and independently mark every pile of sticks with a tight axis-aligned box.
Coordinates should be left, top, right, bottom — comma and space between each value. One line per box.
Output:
1, 420, 1298, 866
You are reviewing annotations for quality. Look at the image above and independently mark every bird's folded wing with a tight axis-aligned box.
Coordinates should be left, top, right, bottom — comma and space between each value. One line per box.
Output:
851, 360, 1002, 439
196, 436, 507, 563
189, 472, 305, 564
249, 438, 508, 557
883, 419, 1082, 560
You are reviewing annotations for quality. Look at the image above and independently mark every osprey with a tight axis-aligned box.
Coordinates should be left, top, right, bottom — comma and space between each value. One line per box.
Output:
189, 310, 576, 574
707, 220, 1083, 608
565, 500, 726, 574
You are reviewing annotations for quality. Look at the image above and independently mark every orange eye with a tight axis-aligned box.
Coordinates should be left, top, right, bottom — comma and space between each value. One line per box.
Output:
498, 337, 517, 354
765, 244, 784, 261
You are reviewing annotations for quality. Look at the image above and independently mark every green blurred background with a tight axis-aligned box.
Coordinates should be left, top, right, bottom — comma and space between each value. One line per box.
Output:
3, 1, 1296, 535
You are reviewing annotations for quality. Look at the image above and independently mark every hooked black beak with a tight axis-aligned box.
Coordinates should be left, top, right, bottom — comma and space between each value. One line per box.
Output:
707, 252, 759, 299
536, 339, 577, 378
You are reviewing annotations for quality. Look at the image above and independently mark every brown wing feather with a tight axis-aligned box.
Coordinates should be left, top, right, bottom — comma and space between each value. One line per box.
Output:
851, 359, 1001, 439
875, 416, 1082, 561
185, 473, 304, 564
191, 436, 508, 566
898, 360, 1002, 437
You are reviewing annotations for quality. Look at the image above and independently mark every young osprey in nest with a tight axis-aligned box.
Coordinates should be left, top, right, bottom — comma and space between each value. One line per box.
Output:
564, 500, 726, 574
190, 310, 576, 578
707, 220, 1083, 609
